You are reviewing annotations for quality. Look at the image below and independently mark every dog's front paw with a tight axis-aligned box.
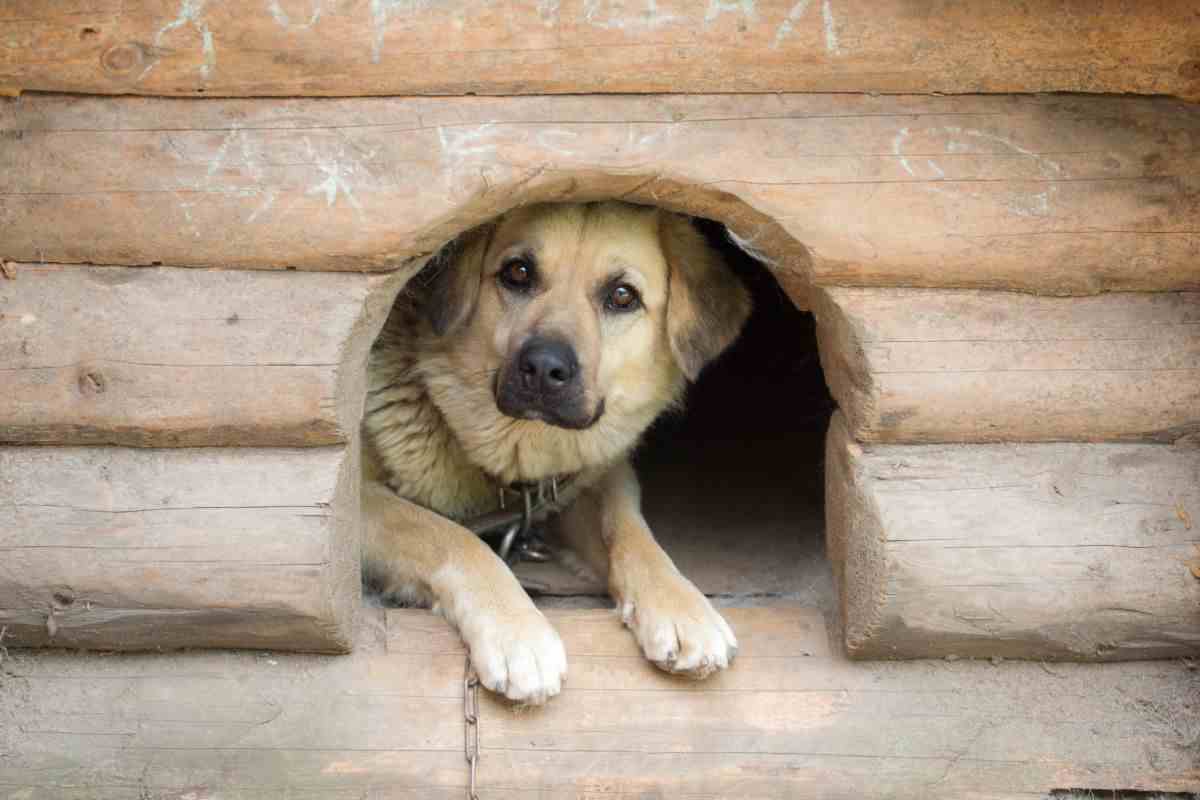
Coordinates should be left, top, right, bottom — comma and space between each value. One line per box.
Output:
618, 573, 737, 679
459, 609, 567, 705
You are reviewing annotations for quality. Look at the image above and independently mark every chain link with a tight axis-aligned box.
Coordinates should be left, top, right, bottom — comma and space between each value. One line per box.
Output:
464, 657, 481, 800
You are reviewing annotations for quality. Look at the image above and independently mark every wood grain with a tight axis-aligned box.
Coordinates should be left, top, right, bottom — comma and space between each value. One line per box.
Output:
0, 607, 1195, 798
0, 443, 360, 652
825, 412, 1200, 661
2, 93, 1197, 304
2, 1, 1197, 100
0, 263, 409, 447
814, 288, 1200, 444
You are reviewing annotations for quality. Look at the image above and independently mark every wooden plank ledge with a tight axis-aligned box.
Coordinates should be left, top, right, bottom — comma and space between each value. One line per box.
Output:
2, 1, 1198, 100
0, 606, 1195, 798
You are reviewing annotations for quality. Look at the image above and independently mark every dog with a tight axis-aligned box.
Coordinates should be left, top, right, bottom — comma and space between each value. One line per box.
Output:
362, 201, 750, 704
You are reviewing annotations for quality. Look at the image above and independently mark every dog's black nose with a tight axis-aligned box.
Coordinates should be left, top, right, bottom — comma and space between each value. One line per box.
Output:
518, 339, 578, 394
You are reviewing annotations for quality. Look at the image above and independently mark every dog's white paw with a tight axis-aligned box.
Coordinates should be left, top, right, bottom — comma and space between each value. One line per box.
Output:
459, 609, 567, 705
619, 574, 737, 679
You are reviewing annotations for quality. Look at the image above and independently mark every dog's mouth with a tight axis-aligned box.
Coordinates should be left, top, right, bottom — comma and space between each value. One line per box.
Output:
492, 372, 605, 431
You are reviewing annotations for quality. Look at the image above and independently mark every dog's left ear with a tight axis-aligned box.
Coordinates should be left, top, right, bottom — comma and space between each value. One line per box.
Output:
425, 223, 495, 337
659, 213, 752, 381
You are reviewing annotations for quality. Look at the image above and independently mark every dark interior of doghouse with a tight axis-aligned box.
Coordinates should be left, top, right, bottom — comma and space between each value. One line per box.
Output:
512, 218, 837, 614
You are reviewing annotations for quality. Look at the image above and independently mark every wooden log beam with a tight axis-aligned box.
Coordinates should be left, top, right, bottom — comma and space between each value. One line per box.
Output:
0, 264, 407, 447
0, 443, 360, 652
2, 1, 1198, 100
2, 94, 1198, 304
814, 288, 1200, 444
0, 607, 1195, 797
825, 412, 1200, 661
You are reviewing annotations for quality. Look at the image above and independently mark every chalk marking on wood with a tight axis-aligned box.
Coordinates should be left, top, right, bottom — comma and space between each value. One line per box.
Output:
705, 0, 757, 23
142, 0, 217, 81
622, 122, 677, 161
536, 0, 560, 25
370, 0, 431, 63
892, 125, 1063, 217
268, 0, 323, 30
535, 128, 581, 158
822, 0, 840, 53
438, 123, 501, 165
303, 137, 369, 218
170, 127, 276, 226
583, 0, 679, 31
772, 0, 841, 52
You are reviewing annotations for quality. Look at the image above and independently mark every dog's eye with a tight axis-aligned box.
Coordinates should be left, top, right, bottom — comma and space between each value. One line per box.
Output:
498, 258, 535, 291
605, 284, 641, 312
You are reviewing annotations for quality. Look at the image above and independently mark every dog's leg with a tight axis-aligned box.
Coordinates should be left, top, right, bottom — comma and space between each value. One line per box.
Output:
363, 480, 567, 704
558, 461, 737, 678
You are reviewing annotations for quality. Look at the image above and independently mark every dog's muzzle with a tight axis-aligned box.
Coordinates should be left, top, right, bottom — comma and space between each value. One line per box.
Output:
495, 336, 603, 430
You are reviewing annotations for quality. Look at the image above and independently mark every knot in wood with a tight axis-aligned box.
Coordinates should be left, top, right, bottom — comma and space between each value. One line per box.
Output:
101, 43, 144, 74
78, 369, 107, 396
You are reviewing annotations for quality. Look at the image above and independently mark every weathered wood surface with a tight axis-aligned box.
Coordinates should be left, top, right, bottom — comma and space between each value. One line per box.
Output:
3, 94, 1198, 303
2, 1, 1198, 100
824, 412, 1200, 662
0, 444, 359, 652
814, 288, 1200, 444
0, 264, 408, 447
1, 607, 1195, 798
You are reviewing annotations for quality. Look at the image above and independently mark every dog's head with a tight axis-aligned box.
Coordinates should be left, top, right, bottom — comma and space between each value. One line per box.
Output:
420, 202, 750, 481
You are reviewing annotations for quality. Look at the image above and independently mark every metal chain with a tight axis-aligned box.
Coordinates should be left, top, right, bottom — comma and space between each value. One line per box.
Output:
463, 657, 481, 800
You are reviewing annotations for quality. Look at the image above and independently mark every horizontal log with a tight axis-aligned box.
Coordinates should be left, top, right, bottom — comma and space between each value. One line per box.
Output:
825, 412, 1200, 661
2, 94, 1198, 304
2, 1, 1197, 100
0, 264, 407, 447
0, 444, 359, 652
0, 607, 1194, 797
814, 288, 1200, 444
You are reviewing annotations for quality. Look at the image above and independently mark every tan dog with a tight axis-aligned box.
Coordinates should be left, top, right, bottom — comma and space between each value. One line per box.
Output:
362, 202, 750, 704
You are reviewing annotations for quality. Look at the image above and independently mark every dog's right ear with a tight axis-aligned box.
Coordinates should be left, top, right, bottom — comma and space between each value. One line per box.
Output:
425, 224, 494, 337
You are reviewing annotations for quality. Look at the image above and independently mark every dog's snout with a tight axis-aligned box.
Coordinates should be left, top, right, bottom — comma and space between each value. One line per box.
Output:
518, 339, 578, 394
497, 336, 599, 429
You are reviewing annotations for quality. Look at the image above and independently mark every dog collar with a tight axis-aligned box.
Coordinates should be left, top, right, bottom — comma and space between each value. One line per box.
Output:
466, 473, 575, 563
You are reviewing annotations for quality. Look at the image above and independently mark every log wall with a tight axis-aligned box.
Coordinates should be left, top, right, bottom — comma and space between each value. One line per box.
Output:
2, 85, 1197, 660
3, 93, 1198, 306
0, 262, 408, 650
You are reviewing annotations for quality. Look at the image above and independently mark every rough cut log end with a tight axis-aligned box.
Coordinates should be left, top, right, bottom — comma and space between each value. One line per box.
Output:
0, 444, 362, 653
0, 265, 411, 448
815, 288, 1200, 444
825, 412, 1200, 661
825, 412, 887, 655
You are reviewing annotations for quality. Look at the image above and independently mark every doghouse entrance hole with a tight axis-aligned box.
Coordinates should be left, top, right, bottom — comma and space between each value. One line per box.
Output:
515, 217, 836, 613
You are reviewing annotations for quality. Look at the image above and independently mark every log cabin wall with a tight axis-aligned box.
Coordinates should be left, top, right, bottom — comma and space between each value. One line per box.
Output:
1, 2, 1198, 659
